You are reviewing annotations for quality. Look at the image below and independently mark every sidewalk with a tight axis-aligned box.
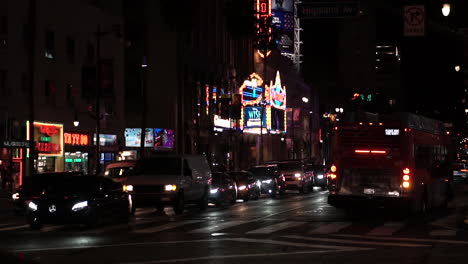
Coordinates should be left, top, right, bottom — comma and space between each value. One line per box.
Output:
0, 189, 15, 223
450, 183, 468, 230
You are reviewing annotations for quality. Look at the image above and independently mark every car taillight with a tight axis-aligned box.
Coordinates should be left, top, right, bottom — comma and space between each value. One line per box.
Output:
402, 168, 411, 189
331, 165, 337, 173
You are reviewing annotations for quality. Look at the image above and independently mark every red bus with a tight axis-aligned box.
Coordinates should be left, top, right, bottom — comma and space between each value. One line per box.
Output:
328, 112, 453, 213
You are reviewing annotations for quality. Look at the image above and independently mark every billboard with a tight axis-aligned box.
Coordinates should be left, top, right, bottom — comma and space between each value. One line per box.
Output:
125, 128, 154, 147
154, 129, 175, 150
272, 0, 294, 54
244, 106, 267, 129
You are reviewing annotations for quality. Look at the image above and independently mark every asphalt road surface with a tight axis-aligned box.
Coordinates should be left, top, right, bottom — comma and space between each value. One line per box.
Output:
1, 186, 467, 264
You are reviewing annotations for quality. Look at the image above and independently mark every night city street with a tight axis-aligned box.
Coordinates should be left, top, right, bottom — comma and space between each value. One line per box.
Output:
1, 185, 468, 263
3, 0, 468, 263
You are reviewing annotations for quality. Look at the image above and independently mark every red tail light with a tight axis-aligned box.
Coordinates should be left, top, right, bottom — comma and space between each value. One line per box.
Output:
331, 165, 337, 173
329, 173, 337, 179
402, 168, 411, 189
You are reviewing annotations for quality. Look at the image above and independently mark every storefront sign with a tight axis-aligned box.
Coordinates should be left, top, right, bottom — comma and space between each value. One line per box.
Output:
239, 73, 264, 105
26, 121, 63, 156
2, 140, 31, 148
64, 133, 89, 146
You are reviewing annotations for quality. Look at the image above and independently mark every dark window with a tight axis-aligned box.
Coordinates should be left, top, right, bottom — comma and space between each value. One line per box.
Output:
66, 36, 75, 63
44, 80, 56, 105
0, 70, 7, 96
45, 31, 55, 59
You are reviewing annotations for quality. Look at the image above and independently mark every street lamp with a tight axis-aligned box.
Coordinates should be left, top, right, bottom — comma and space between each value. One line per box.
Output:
302, 97, 309, 103
73, 112, 79, 127
442, 3, 451, 17
455, 65, 461, 72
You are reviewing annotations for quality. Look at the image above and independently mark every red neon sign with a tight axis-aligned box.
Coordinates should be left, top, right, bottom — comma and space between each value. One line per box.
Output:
39, 125, 60, 136
64, 133, 89, 146
36, 142, 60, 152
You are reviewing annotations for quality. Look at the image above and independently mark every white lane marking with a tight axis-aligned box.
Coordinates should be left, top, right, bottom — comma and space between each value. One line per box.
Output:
15, 238, 232, 252
0, 224, 29, 232
429, 229, 457, 236
246, 221, 305, 234
189, 221, 247, 233
253, 206, 305, 221
117, 249, 369, 264
333, 234, 468, 245
283, 235, 431, 248
308, 222, 351, 234
134, 220, 203, 233
366, 222, 405, 236
230, 237, 371, 250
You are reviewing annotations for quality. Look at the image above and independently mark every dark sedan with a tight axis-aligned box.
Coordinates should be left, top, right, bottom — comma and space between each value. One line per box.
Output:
12, 171, 84, 215
227, 171, 261, 202
22, 175, 131, 230
305, 164, 329, 189
209, 172, 237, 205
249, 165, 282, 198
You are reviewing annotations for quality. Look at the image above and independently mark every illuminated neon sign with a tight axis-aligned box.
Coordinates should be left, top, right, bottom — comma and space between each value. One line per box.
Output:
64, 133, 89, 146
239, 73, 264, 105
257, 0, 273, 58
268, 71, 286, 110
26, 121, 63, 157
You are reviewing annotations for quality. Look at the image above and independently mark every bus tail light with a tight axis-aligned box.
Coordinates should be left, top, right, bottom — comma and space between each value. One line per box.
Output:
402, 168, 411, 189
331, 165, 337, 173
329, 173, 337, 179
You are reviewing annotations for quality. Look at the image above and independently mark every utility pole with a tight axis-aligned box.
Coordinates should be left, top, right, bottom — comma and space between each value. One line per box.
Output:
95, 25, 102, 175
139, 57, 147, 159
27, 0, 36, 177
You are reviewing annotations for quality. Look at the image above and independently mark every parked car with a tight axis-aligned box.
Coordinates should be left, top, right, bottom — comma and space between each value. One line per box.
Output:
23, 175, 131, 230
123, 155, 211, 214
12, 171, 85, 215
227, 171, 261, 201
209, 172, 237, 205
249, 165, 282, 197
277, 161, 313, 193
305, 164, 328, 189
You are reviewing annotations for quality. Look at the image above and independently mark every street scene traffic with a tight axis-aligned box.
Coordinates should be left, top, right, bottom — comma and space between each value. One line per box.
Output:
2, 0, 468, 263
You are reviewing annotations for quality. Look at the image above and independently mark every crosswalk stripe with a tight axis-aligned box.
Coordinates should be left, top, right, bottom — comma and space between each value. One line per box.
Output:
190, 221, 247, 233
429, 229, 457, 236
283, 235, 431, 248
0, 224, 29, 232
247, 221, 305, 234
308, 222, 351, 234
366, 222, 405, 236
134, 220, 203, 233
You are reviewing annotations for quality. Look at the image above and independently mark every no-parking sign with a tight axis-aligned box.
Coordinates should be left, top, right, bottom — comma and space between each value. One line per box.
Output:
404, 5, 425, 36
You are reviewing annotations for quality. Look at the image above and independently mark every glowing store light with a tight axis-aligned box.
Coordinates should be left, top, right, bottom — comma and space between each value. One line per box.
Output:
442, 3, 451, 17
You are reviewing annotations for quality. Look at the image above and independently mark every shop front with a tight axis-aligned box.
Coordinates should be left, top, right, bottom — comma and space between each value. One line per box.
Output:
26, 121, 64, 173
64, 132, 90, 174
93, 133, 118, 166
0, 141, 29, 189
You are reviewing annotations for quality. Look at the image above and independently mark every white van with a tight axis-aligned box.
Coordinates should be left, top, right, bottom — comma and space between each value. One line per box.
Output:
122, 155, 211, 214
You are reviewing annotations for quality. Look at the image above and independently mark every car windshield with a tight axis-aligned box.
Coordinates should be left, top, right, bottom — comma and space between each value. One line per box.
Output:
136, 157, 182, 175
105, 166, 134, 178
228, 172, 252, 182
278, 163, 302, 171
249, 167, 274, 177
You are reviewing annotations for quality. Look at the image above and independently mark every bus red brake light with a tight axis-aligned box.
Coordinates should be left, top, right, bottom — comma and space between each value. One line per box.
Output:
355, 150, 370, 153
331, 165, 337, 173
370, 150, 386, 154
403, 175, 410, 181
402, 181, 410, 188
403, 168, 410, 175
329, 173, 337, 179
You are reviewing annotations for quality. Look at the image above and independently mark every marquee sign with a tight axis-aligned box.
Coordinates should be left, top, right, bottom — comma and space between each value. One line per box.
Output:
239, 73, 264, 105
268, 71, 286, 110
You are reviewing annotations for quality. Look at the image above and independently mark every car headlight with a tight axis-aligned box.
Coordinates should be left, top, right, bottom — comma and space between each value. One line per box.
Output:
294, 173, 301, 178
104, 171, 109, 176
238, 185, 247, 191
12, 193, 20, 200
72, 201, 88, 211
28, 201, 38, 211
256, 180, 261, 186
165, 184, 177, 191
262, 179, 273, 184
317, 175, 324, 179
210, 188, 219, 194
123, 185, 133, 192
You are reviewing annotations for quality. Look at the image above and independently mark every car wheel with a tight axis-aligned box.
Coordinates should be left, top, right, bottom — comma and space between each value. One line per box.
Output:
198, 188, 209, 210
230, 192, 237, 204
173, 192, 185, 215
299, 183, 308, 194
270, 185, 277, 198
29, 217, 43, 230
